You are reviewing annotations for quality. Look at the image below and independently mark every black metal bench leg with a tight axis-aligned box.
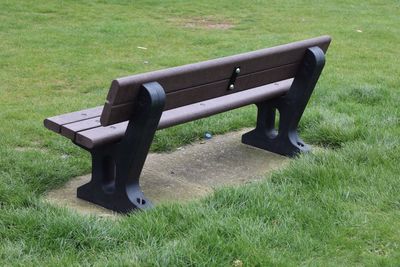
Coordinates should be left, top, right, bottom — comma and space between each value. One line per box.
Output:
77, 82, 166, 213
77, 144, 122, 211
242, 46, 326, 157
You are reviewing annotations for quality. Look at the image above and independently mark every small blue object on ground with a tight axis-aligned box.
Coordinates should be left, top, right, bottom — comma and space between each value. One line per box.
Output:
204, 132, 212, 139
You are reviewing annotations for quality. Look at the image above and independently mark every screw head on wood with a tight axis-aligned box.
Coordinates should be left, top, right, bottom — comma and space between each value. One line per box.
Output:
229, 84, 235, 90
235, 67, 241, 74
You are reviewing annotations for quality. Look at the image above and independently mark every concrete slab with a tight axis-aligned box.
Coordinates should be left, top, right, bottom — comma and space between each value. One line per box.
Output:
45, 129, 288, 216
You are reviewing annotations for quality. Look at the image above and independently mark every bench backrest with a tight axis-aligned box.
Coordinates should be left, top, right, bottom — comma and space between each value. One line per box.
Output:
100, 36, 331, 126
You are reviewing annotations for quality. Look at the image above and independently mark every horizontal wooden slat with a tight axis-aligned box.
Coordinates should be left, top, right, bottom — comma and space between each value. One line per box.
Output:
75, 121, 128, 149
101, 63, 299, 125
158, 79, 293, 129
76, 79, 292, 149
61, 117, 101, 139
101, 36, 331, 126
44, 106, 103, 133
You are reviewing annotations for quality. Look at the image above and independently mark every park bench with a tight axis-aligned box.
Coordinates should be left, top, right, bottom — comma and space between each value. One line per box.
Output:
44, 35, 331, 213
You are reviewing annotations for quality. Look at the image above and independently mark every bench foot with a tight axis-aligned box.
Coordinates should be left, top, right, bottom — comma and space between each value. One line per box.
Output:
77, 82, 166, 213
77, 179, 152, 213
242, 46, 326, 157
242, 99, 311, 157
242, 125, 310, 157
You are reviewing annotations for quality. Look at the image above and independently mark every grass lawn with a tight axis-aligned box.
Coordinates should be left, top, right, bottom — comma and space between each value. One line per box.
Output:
1, 0, 399, 265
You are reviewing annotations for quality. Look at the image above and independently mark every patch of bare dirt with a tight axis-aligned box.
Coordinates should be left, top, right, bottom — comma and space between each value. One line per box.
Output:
174, 17, 234, 30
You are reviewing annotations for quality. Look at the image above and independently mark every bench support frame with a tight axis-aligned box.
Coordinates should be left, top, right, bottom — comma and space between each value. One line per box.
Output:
77, 82, 165, 213
242, 47, 325, 156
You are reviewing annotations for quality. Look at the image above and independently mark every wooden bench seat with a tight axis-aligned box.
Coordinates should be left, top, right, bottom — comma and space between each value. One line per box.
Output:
44, 36, 331, 213
45, 78, 293, 148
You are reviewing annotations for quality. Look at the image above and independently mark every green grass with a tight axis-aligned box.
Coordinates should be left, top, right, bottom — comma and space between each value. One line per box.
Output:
1, 0, 399, 265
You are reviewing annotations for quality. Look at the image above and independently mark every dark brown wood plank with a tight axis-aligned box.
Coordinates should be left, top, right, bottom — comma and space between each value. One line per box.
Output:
44, 106, 103, 133
158, 78, 293, 129
61, 117, 102, 139
77, 79, 292, 149
101, 36, 331, 126
165, 62, 299, 109
105, 36, 330, 104
101, 62, 299, 125
75, 121, 128, 149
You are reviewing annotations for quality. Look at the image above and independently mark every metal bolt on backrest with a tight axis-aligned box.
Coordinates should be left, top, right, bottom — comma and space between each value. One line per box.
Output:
228, 66, 241, 91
